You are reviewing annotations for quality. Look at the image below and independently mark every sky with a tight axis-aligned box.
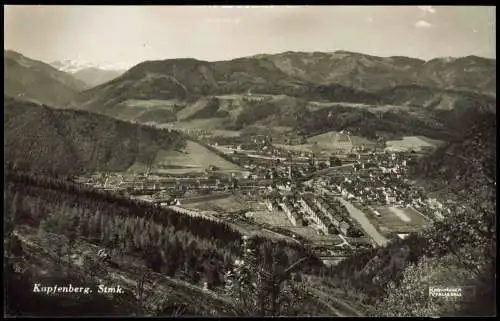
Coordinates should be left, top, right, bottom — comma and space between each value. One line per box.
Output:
4, 5, 496, 68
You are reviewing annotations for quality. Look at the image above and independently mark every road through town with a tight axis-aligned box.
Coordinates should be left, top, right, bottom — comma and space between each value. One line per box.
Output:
335, 197, 389, 247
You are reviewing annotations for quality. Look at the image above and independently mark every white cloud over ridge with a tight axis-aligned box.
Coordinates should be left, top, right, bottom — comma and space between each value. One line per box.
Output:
414, 20, 433, 29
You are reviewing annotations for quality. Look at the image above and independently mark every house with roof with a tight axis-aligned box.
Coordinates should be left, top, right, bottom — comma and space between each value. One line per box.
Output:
339, 221, 350, 236
279, 201, 297, 226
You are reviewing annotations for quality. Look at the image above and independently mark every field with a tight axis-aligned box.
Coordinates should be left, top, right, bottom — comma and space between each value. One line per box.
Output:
308, 131, 376, 149
107, 99, 180, 122
247, 210, 295, 227
121, 99, 181, 108
415, 136, 446, 147
308, 131, 350, 145
349, 135, 376, 147
369, 205, 430, 233
127, 141, 243, 174
176, 98, 213, 120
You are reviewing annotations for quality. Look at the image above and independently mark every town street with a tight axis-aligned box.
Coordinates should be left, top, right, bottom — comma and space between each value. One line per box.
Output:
335, 197, 389, 247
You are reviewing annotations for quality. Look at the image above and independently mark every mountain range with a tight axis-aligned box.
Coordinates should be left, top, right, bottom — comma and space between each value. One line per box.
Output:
4, 49, 496, 137
72, 50, 495, 113
255, 51, 496, 96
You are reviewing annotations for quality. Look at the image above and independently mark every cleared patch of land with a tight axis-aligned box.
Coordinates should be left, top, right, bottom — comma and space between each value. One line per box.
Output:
163, 141, 240, 169
176, 98, 212, 120
128, 141, 242, 174
121, 99, 181, 108
247, 210, 295, 227
349, 135, 376, 147
386, 136, 439, 151
415, 135, 445, 147
309, 131, 376, 149
308, 131, 342, 145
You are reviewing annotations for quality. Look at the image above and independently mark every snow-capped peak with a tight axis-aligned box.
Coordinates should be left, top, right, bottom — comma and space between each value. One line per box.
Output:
50, 59, 132, 74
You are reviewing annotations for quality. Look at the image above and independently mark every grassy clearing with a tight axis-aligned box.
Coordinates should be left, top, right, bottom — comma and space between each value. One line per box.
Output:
122, 99, 181, 109
176, 98, 211, 120
349, 135, 376, 147
151, 141, 241, 173
308, 131, 339, 145
387, 136, 437, 151
248, 210, 294, 227
126, 141, 244, 174
415, 136, 445, 147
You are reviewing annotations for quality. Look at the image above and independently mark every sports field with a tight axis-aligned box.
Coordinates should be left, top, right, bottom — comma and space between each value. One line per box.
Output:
370, 205, 429, 233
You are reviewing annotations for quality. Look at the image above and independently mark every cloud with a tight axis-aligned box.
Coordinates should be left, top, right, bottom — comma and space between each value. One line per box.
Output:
414, 20, 433, 29
417, 6, 436, 14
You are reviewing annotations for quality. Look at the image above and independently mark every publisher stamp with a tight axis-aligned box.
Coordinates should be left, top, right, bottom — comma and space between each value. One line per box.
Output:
428, 285, 475, 301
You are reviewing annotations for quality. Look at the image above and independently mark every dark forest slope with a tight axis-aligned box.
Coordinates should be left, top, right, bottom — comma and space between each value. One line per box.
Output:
4, 97, 186, 176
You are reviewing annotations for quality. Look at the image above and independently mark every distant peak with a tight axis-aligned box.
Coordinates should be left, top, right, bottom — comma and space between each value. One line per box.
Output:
333, 50, 358, 55
4, 49, 24, 58
50, 59, 131, 73
426, 55, 495, 64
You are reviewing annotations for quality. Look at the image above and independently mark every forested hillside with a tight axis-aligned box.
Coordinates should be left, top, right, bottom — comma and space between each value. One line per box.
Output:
4, 97, 186, 176
296, 104, 451, 140
72, 52, 496, 123
4, 167, 331, 316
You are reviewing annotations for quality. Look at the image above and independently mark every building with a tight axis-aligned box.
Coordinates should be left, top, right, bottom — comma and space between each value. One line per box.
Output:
299, 198, 328, 234
339, 221, 350, 236
279, 202, 297, 226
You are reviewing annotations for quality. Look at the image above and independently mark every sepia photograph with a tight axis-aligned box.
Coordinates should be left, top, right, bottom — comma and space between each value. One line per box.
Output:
3, 5, 496, 317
